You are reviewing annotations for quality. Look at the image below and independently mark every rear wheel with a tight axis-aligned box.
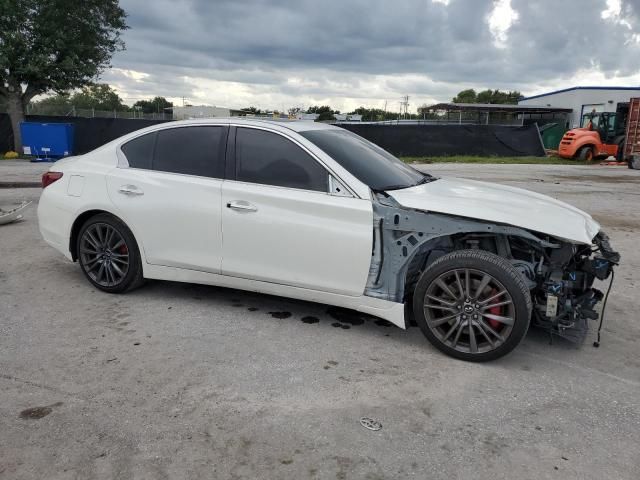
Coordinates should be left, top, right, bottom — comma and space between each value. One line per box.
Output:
412, 250, 531, 362
577, 146, 594, 161
77, 214, 144, 293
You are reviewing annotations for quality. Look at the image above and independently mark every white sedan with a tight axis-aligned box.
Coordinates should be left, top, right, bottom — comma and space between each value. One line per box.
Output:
38, 119, 619, 361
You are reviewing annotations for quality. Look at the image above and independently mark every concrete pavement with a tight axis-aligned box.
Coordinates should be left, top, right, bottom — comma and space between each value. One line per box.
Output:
1, 162, 639, 479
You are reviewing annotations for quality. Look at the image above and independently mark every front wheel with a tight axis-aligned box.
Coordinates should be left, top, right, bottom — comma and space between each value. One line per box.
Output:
412, 250, 531, 362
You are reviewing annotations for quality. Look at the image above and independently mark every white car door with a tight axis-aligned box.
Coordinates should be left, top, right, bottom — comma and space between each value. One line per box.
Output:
107, 125, 228, 273
221, 126, 373, 296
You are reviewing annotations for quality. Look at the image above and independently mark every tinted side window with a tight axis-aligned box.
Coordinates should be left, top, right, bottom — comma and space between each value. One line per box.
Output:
235, 128, 327, 192
121, 132, 155, 169
154, 126, 226, 178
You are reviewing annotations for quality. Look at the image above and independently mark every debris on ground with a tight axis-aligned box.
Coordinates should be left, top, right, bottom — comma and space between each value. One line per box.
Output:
0, 201, 31, 225
360, 417, 382, 431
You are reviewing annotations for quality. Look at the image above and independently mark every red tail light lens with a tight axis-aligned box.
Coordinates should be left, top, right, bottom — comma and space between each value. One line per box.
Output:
42, 171, 63, 188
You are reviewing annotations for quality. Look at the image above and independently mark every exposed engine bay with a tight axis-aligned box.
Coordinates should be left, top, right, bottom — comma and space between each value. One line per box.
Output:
365, 192, 620, 343
452, 230, 619, 342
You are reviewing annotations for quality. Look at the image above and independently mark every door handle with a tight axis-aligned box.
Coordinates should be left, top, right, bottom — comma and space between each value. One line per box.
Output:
118, 185, 144, 196
226, 200, 257, 212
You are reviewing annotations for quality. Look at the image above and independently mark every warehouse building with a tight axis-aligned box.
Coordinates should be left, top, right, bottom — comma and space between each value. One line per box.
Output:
518, 86, 640, 128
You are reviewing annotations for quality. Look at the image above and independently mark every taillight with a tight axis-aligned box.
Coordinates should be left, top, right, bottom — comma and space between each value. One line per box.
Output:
42, 171, 63, 188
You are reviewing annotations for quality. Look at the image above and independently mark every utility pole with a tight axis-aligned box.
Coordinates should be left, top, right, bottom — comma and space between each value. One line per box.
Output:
400, 95, 410, 120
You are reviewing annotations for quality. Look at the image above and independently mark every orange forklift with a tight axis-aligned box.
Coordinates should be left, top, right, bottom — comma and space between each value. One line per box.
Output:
558, 99, 640, 162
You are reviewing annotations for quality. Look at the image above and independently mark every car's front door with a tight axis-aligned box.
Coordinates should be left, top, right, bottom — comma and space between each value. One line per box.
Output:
107, 125, 228, 273
221, 126, 373, 296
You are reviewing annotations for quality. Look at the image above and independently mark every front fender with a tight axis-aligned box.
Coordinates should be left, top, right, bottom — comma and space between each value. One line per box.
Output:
364, 196, 550, 303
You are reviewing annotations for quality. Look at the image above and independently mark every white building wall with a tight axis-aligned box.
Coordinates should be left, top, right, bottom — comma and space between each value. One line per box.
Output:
295, 113, 319, 121
334, 114, 363, 121
519, 88, 640, 128
172, 105, 231, 120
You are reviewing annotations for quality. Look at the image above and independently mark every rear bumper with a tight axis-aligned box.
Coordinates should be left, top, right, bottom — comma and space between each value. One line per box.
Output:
37, 191, 74, 261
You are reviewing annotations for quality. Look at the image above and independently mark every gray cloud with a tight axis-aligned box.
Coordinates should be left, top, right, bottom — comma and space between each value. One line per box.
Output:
104, 0, 640, 110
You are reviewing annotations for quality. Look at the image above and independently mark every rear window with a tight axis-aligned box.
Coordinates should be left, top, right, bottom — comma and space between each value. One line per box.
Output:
155, 126, 226, 178
121, 126, 227, 178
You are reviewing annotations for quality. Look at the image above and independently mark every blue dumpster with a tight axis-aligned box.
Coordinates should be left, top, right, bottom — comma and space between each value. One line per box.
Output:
20, 122, 74, 162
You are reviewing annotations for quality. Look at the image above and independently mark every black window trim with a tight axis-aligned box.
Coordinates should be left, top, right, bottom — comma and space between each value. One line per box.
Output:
117, 124, 230, 180
229, 124, 355, 196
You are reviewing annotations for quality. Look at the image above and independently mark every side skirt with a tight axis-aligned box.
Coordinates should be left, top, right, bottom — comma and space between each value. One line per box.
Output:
143, 264, 407, 328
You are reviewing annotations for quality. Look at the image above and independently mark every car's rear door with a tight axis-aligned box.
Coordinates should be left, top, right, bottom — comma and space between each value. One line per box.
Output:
107, 125, 228, 273
220, 126, 373, 295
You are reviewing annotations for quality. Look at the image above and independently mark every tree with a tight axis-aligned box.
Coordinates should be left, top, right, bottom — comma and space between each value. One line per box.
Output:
29, 92, 73, 114
307, 105, 339, 121
452, 88, 521, 104
29, 85, 129, 114
0, 0, 127, 150
132, 96, 173, 114
452, 89, 477, 104
349, 107, 385, 121
241, 106, 262, 115
71, 84, 127, 111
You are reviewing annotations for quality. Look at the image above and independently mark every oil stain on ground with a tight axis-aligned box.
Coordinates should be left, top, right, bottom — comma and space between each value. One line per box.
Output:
374, 319, 394, 327
19, 402, 63, 420
269, 311, 292, 319
331, 322, 350, 329
327, 307, 366, 326
301, 316, 319, 324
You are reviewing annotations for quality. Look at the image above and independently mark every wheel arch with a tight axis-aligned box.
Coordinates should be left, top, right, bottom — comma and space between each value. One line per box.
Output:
574, 142, 596, 158
69, 209, 144, 263
401, 230, 535, 303
364, 201, 551, 306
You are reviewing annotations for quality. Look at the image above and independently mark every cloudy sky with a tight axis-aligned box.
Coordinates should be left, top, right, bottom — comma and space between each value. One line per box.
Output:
101, 0, 640, 112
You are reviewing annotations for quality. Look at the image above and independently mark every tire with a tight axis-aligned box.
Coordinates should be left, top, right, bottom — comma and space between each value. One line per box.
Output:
412, 249, 531, 362
577, 146, 594, 161
77, 213, 144, 293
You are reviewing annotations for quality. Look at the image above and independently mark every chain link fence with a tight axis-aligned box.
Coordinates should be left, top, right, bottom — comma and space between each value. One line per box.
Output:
23, 104, 173, 120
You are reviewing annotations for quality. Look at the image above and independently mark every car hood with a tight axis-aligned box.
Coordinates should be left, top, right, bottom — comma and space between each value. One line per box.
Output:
386, 177, 600, 244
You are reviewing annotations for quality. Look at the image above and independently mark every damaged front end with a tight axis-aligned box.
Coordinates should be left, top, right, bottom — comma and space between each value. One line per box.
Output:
531, 232, 620, 342
364, 192, 619, 344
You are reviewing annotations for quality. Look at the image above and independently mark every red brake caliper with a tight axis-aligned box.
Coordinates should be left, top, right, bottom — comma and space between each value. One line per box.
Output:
119, 244, 128, 255
487, 288, 502, 330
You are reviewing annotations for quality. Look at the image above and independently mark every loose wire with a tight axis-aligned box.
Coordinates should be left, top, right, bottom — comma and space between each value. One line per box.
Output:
593, 269, 615, 348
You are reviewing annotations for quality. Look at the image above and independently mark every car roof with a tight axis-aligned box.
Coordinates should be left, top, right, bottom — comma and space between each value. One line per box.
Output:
163, 117, 341, 133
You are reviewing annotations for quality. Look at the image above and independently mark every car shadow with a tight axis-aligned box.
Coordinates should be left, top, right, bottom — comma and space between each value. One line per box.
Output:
133, 279, 429, 347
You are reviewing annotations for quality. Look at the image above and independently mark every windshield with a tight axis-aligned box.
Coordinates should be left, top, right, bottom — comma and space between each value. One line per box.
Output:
582, 114, 601, 128
300, 128, 431, 191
